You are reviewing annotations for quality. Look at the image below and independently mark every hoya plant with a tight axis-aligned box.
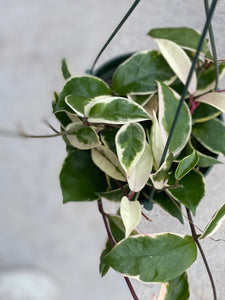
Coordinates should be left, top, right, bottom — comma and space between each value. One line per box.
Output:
50, 23, 225, 299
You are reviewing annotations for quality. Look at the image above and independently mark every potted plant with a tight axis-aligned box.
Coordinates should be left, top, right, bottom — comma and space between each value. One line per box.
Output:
2, 1, 225, 299
49, 6, 225, 297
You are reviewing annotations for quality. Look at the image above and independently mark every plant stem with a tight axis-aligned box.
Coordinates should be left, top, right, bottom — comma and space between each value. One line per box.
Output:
186, 208, 217, 300
97, 199, 140, 300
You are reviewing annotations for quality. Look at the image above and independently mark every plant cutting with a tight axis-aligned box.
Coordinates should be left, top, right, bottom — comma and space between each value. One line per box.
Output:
2, 0, 225, 299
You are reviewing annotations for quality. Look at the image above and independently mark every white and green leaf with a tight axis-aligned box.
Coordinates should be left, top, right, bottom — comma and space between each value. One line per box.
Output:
168, 170, 205, 215
192, 118, 225, 156
158, 272, 189, 300
112, 50, 175, 95
55, 75, 111, 113
196, 92, 225, 113
128, 142, 153, 192
86, 96, 150, 124
175, 151, 199, 180
65, 94, 93, 117
120, 197, 141, 238
150, 152, 173, 190
116, 123, 146, 175
104, 233, 197, 283
143, 94, 158, 119
149, 110, 164, 170
158, 82, 191, 156
66, 123, 101, 149
154, 39, 197, 95
200, 203, 225, 239
91, 145, 126, 181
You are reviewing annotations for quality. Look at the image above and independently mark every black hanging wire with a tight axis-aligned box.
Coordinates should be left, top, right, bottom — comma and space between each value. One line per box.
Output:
87, 0, 141, 75
204, 0, 219, 90
148, 0, 219, 203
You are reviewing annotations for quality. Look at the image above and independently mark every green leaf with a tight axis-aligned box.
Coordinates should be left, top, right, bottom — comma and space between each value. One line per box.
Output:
192, 118, 225, 156
192, 103, 221, 123
66, 123, 101, 150
150, 152, 173, 190
104, 233, 197, 283
196, 62, 225, 96
100, 241, 111, 277
197, 152, 221, 168
100, 128, 118, 154
128, 142, 153, 192
112, 50, 175, 95
120, 197, 141, 238
158, 272, 189, 300
158, 82, 191, 156
86, 96, 150, 124
60, 150, 107, 203
153, 192, 183, 224
128, 94, 153, 106
168, 170, 205, 215
196, 92, 225, 113
200, 203, 225, 239
116, 123, 146, 175
149, 110, 164, 170
175, 151, 199, 180
61, 58, 71, 80
91, 145, 126, 181
154, 39, 197, 94
54, 76, 111, 113
148, 27, 210, 56
96, 185, 130, 202
65, 94, 93, 117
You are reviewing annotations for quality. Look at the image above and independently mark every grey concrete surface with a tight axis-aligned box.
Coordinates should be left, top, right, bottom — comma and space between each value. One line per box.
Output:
0, 0, 225, 299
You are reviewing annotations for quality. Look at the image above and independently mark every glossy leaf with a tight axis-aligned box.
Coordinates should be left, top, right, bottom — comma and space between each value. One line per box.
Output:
65, 94, 93, 117
104, 233, 197, 283
60, 150, 107, 203
158, 82, 191, 156
175, 151, 199, 180
168, 170, 205, 215
154, 39, 197, 94
116, 123, 146, 175
128, 142, 153, 192
54, 76, 111, 113
91, 145, 126, 181
150, 110, 164, 170
158, 272, 189, 300
148, 27, 210, 56
196, 62, 225, 96
192, 103, 221, 123
121, 197, 141, 238
100, 128, 118, 154
61, 58, 71, 80
192, 118, 225, 156
153, 192, 183, 224
200, 203, 225, 239
150, 152, 173, 190
112, 50, 175, 95
86, 96, 150, 124
196, 92, 225, 113
66, 123, 101, 150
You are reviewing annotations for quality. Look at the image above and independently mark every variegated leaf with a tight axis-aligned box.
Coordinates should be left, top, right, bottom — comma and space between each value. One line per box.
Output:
175, 151, 199, 180
66, 123, 101, 149
200, 203, 225, 239
158, 82, 191, 156
65, 94, 93, 117
116, 123, 146, 175
149, 110, 164, 170
120, 196, 141, 238
91, 145, 126, 181
86, 96, 150, 124
196, 92, 225, 113
154, 39, 197, 95
128, 142, 153, 192
104, 233, 197, 283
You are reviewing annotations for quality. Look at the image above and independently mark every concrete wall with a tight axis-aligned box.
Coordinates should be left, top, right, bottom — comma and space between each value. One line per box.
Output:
0, 0, 225, 299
